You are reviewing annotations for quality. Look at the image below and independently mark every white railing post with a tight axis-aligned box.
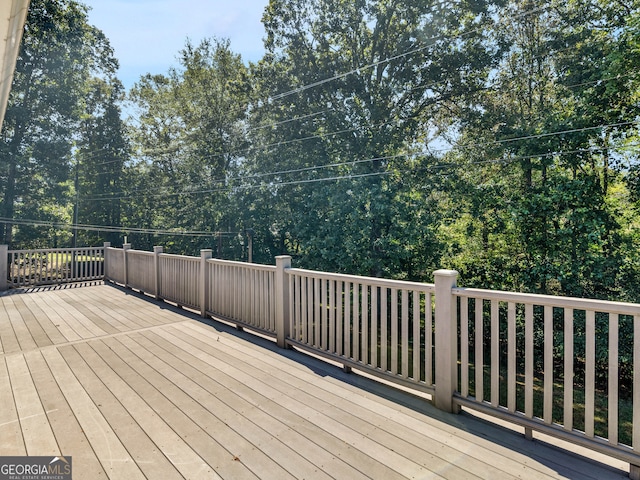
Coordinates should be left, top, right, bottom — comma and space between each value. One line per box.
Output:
434, 269, 459, 413
153, 246, 163, 299
200, 249, 212, 317
103, 242, 110, 281
0, 245, 7, 291
123, 243, 131, 288
275, 255, 292, 348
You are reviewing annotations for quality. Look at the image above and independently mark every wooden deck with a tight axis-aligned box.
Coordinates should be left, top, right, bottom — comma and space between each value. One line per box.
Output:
0, 283, 631, 479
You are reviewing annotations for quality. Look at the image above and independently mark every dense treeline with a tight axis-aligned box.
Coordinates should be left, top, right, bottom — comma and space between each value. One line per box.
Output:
1, 0, 639, 301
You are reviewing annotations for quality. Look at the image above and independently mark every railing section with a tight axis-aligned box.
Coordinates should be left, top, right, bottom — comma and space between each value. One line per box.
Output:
104, 246, 124, 284
206, 259, 277, 335
453, 287, 640, 466
286, 268, 435, 394
158, 253, 200, 309
126, 250, 155, 293
7, 247, 104, 287
44, 244, 640, 475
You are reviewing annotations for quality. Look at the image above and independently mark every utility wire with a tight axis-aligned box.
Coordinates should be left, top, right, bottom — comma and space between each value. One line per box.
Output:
0, 217, 235, 237
81, 121, 638, 201
79, 140, 640, 203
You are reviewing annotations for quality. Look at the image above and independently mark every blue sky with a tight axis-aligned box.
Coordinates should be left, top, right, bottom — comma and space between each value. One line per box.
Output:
82, 0, 269, 90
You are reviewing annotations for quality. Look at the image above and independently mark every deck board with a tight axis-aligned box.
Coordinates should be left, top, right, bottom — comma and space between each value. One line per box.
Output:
18, 294, 69, 345
23, 350, 107, 478
0, 283, 631, 480
0, 356, 25, 455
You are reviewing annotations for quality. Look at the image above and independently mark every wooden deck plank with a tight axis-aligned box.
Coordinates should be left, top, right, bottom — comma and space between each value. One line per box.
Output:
9, 296, 54, 348
64, 287, 159, 330
0, 357, 26, 455
54, 290, 121, 335
35, 291, 91, 341
27, 291, 82, 342
102, 288, 200, 327
57, 343, 188, 480
3, 296, 38, 351
20, 292, 77, 343
152, 325, 448, 480
23, 350, 107, 479
69, 339, 217, 479
112, 333, 348, 480
39, 347, 147, 480
13, 295, 67, 346
86, 334, 290, 480
127, 330, 404, 480
176, 325, 521, 475
180, 320, 627, 480
42, 290, 107, 339
0, 300, 21, 354
5, 353, 59, 455
173, 323, 528, 480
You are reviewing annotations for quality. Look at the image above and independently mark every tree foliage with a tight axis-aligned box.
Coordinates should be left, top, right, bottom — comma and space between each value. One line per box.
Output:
4, 0, 640, 304
0, 0, 119, 247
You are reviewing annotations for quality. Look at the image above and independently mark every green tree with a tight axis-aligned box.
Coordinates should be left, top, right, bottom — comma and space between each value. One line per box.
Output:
243, 0, 502, 277
127, 38, 249, 254
0, 0, 118, 247
76, 77, 129, 247
439, 0, 640, 299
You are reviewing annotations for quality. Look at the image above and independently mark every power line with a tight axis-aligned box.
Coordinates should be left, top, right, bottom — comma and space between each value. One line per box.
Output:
81, 121, 638, 201
0, 217, 235, 238
78, 140, 640, 203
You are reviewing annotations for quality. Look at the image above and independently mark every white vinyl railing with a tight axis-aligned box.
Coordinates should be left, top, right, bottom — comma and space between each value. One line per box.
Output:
2, 246, 104, 288
286, 268, 435, 393
158, 253, 200, 309
125, 250, 155, 293
30, 244, 640, 477
206, 259, 277, 334
453, 287, 640, 467
104, 246, 124, 282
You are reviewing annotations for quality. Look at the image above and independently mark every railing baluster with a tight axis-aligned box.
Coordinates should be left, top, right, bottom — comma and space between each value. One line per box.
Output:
344, 281, 351, 359
391, 288, 398, 375
585, 310, 596, 437
337, 281, 343, 356
371, 286, 378, 369
425, 292, 432, 385
314, 277, 321, 349
353, 283, 360, 361
564, 308, 574, 432
507, 301, 516, 412
321, 277, 328, 350
401, 289, 409, 379
381, 287, 388, 372
609, 313, 619, 445
491, 299, 499, 407
634, 315, 640, 452
328, 279, 335, 352
413, 290, 420, 383
361, 284, 369, 364
475, 299, 483, 401
525, 303, 534, 418
544, 305, 553, 424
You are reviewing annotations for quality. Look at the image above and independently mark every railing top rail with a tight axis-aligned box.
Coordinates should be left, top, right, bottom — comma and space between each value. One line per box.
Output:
126, 249, 155, 257
287, 267, 435, 292
206, 257, 276, 272
158, 252, 200, 262
454, 286, 640, 315
8, 247, 104, 255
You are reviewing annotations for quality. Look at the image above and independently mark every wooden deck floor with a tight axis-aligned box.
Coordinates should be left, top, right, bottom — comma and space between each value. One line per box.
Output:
0, 283, 630, 479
